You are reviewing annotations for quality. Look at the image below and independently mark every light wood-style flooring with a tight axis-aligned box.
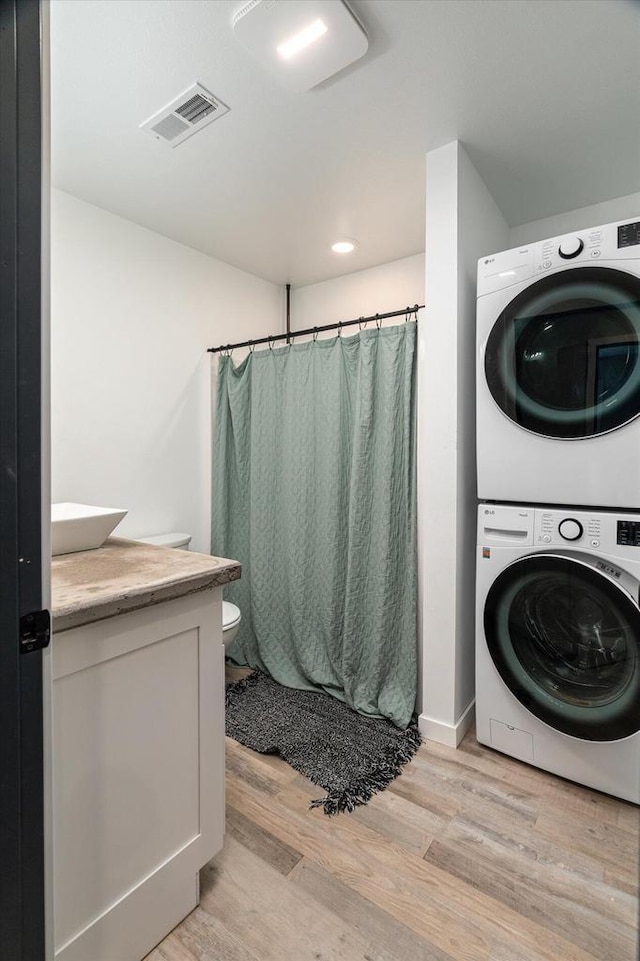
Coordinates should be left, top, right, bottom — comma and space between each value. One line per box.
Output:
147, 725, 639, 961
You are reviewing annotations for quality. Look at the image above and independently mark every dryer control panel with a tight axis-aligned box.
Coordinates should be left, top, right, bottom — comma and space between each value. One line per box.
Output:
533, 223, 619, 276
477, 218, 640, 296
618, 221, 640, 249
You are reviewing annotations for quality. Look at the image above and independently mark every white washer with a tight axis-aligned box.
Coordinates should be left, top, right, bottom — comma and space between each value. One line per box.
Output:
477, 218, 640, 509
476, 502, 640, 802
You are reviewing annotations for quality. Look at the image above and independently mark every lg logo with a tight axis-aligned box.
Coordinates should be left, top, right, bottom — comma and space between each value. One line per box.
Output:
484, 257, 495, 265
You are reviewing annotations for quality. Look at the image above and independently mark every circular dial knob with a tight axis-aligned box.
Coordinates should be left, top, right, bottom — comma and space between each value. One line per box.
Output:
558, 237, 584, 259
559, 518, 583, 541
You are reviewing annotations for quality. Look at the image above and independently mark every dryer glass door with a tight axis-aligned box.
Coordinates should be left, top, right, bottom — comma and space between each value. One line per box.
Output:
485, 267, 640, 438
484, 554, 640, 740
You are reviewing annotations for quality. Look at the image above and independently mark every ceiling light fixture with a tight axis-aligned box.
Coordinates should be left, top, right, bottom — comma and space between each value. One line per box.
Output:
232, 0, 368, 92
332, 239, 358, 254
277, 19, 328, 60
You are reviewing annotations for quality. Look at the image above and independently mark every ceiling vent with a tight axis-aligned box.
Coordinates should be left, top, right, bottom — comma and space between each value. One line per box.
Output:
139, 83, 229, 147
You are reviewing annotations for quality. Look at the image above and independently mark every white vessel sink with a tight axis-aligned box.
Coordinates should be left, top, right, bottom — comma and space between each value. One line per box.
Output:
51, 503, 128, 556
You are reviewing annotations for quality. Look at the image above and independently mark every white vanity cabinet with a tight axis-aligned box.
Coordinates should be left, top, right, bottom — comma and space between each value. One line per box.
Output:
50, 540, 238, 961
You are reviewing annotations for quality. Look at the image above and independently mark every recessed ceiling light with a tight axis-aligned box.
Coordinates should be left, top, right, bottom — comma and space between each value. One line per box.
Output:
331, 239, 358, 254
277, 20, 328, 60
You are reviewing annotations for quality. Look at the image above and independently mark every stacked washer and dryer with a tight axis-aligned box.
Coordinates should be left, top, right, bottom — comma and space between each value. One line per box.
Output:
475, 218, 640, 803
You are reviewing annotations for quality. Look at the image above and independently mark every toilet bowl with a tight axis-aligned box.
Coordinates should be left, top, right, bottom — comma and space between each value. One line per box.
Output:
135, 531, 241, 650
222, 601, 241, 650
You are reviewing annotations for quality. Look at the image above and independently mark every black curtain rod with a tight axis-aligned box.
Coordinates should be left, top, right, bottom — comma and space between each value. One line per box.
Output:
208, 304, 424, 354
285, 283, 291, 345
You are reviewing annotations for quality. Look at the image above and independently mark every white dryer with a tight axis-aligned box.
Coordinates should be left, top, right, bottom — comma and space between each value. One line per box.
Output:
476, 503, 640, 802
477, 218, 640, 509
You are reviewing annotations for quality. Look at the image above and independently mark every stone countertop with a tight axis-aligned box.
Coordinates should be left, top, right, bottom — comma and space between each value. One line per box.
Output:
51, 537, 241, 632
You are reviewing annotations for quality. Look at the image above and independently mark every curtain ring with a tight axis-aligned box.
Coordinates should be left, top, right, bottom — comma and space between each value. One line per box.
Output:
249, 343, 255, 354
337, 324, 342, 338
414, 304, 419, 322
375, 313, 382, 329
268, 335, 274, 350
405, 306, 410, 323
358, 316, 368, 331
313, 328, 318, 342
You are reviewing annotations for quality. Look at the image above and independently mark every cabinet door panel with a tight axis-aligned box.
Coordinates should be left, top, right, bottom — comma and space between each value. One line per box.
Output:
52, 591, 224, 961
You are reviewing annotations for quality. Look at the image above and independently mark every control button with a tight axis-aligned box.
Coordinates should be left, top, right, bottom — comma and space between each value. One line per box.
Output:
590, 249, 601, 258
558, 237, 584, 259
542, 534, 552, 543
543, 260, 552, 268
559, 518, 584, 541
590, 538, 600, 548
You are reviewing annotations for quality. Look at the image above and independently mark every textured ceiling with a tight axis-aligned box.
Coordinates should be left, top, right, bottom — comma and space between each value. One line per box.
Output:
50, 0, 640, 286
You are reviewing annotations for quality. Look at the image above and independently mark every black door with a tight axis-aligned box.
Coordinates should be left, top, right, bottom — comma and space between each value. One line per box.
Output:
485, 266, 640, 438
484, 554, 640, 741
0, 1, 47, 958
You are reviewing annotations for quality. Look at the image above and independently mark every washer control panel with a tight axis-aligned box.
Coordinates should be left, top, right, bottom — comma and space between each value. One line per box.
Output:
537, 511, 600, 546
480, 505, 640, 557
531, 507, 640, 555
617, 520, 640, 547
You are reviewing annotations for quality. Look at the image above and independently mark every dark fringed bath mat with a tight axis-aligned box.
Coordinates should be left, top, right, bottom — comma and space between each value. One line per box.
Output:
225, 671, 421, 816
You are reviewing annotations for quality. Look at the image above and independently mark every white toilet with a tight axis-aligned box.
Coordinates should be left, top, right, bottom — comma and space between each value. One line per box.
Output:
221, 600, 242, 651
136, 531, 241, 649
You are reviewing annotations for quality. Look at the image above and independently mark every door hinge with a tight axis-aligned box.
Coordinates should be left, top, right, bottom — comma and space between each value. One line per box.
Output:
20, 609, 50, 654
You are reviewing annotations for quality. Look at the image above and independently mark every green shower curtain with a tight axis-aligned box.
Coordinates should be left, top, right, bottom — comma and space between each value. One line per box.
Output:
212, 322, 417, 728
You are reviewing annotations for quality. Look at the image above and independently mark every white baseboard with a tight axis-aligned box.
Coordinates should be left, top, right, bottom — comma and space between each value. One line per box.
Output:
418, 700, 475, 748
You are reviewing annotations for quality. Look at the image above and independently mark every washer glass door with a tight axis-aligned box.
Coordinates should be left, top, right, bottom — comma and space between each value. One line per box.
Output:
485, 267, 640, 438
484, 554, 640, 740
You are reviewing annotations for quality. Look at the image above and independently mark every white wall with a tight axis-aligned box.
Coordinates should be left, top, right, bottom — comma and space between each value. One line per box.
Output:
419, 141, 509, 746
291, 254, 424, 330
51, 190, 282, 553
510, 190, 640, 247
